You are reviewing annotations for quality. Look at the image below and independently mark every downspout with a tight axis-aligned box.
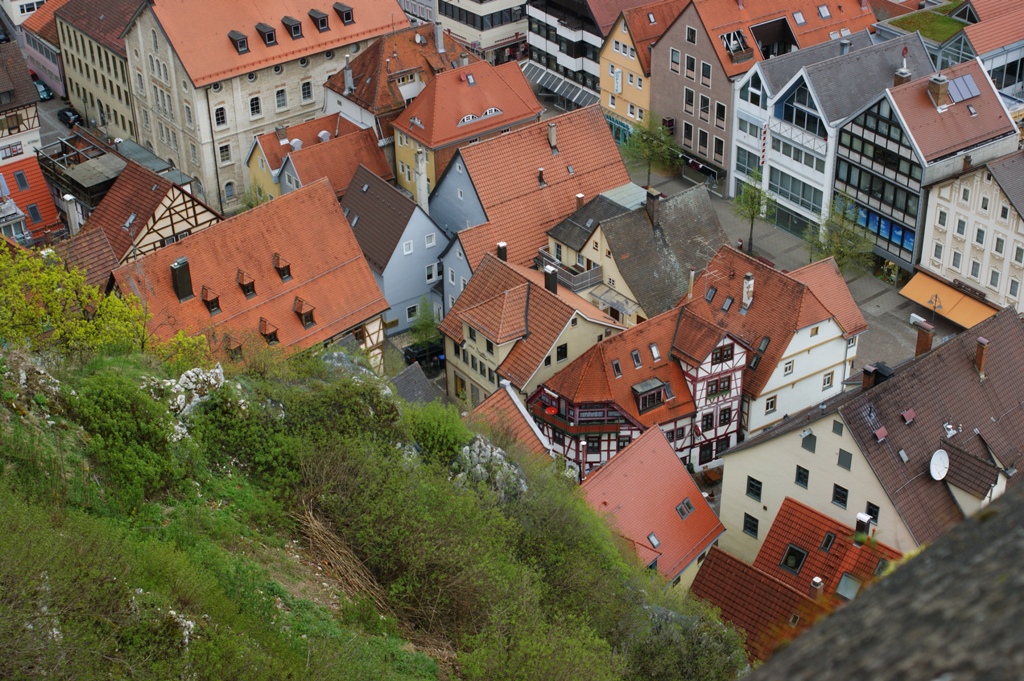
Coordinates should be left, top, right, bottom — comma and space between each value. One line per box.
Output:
204, 86, 224, 214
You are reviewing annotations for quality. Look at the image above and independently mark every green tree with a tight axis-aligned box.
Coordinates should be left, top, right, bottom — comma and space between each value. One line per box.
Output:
621, 113, 680, 188
732, 168, 777, 256
408, 295, 441, 346
403, 400, 471, 467
806, 194, 875, 274
240, 180, 272, 211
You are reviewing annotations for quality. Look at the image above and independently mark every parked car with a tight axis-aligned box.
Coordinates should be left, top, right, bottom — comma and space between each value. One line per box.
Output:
57, 107, 81, 128
34, 81, 53, 101
403, 338, 445, 367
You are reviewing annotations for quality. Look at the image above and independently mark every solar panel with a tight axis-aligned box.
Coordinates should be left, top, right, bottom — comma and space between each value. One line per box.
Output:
948, 74, 981, 103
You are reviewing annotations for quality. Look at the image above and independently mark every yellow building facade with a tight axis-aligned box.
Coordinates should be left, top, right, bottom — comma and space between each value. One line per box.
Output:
600, 15, 650, 144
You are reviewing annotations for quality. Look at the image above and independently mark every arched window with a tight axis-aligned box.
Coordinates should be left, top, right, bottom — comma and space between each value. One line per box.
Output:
224, 182, 235, 200
152, 29, 159, 51
458, 113, 478, 125
484, 107, 502, 116
214, 107, 226, 126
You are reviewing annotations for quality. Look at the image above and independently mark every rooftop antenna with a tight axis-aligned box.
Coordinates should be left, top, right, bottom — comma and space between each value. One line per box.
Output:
695, 239, 723, 298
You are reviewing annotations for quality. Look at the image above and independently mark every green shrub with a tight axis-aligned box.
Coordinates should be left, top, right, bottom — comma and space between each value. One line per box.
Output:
403, 401, 472, 467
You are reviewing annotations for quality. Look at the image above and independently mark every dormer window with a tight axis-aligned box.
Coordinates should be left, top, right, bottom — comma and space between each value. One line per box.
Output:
224, 335, 243, 361
256, 23, 277, 46
633, 378, 667, 413
273, 253, 292, 281
259, 318, 279, 345
237, 269, 256, 298
309, 9, 329, 31
333, 2, 354, 25
282, 16, 302, 39
293, 297, 316, 328
458, 113, 479, 125
201, 285, 221, 315
228, 30, 249, 55
483, 107, 502, 116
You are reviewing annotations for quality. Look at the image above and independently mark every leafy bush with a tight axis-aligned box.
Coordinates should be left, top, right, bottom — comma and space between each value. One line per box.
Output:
403, 401, 472, 467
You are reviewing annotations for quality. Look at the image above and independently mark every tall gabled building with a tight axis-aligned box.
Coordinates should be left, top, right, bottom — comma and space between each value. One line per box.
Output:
20, 0, 71, 98
0, 43, 41, 167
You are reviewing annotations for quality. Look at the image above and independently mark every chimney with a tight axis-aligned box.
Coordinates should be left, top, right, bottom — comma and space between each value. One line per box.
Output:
414, 148, 429, 214
975, 336, 989, 378
275, 124, 288, 141
645, 187, 661, 226
460, 51, 469, 67
688, 267, 695, 300
963, 154, 973, 172
862, 363, 877, 390
737, 0, 743, 9
538, 167, 546, 186
810, 577, 824, 600
547, 122, 557, 151
839, 39, 851, 56
893, 67, 912, 86
543, 265, 558, 294
928, 74, 950, 108
434, 21, 445, 53
914, 320, 934, 357
575, 192, 585, 210
860, 0, 868, 9
343, 55, 354, 93
170, 257, 194, 302
496, 241, 507, 261
742, 272, 754, 307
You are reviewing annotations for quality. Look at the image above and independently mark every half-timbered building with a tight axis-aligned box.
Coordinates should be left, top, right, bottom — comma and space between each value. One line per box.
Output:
0, 43, 41, 169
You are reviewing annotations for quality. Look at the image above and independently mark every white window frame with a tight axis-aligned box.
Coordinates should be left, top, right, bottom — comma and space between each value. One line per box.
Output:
403, 240, 413, 255
425, 232, 436, 248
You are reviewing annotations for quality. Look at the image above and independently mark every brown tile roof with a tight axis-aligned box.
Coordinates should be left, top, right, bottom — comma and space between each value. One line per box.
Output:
588, 0, 668, 36
691, 546, 825, 662
326, 24, 477, 120
0, 43, 43, 114
250, 113, 361, 173
80, 161, 174, 259
54, 228, 120, 288
621, 0, 690, 76
986, 150, 1024, 221
943, 440, 1001, 499
582, 428, 724, 579
834, 306, 1024, 545
890, 60, 1018, 163
543, 308, 699, 429
753, 497, 902, 610
0, 156, 61, 242
454, 105, 631, 269
287, 128, 393, 197
341, 164, 419, 275
788, 258, 868, 338
682, 246, 833, 398
21, 0, 72, 46
469, 383, 551, 457
439, 254, 621, 389
111, 179, 388, 351
687, 0, 877, 79
55, 0, 139, 59
392, 61, 542, 150
146, 0, 408, 88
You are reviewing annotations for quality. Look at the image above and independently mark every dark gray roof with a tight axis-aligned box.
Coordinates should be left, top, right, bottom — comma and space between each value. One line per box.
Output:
391, 362, 448, 405
341, 165, 420, 275
601, 185, 728, 318
546, 194, 629, 252
986, 150, 1024, 221
750, 481, 1024, 680
804, 32, 933, 123
758, 29, 874, 95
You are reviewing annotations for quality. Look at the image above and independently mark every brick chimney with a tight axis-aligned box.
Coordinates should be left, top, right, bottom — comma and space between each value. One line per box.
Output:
575, 193, 585, 210
810, 576, 824, 599
644, 187, 661, 226
742, 272, 754, 307
862, 363, 877, 390
975, 336, 989, 378
928, 74, 950, 108
894, 67, 912, 86
914, 320, 934, 357
547, 122, 557, 151
496, 241, 507, 262
963, 154, 973, 172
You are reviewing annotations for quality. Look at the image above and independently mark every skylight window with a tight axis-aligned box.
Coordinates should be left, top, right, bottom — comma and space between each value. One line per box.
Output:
467, 74, 476, 86
648, 12, 656, 23
722, 296, 733, 311
818, 4, 831, 18
612, 360, 622, 377
793, 11, 806, 25
705, 286, 716, 302
650, 343, 661, 361
648, 532, 660, 548
631, 349, 642, 368
676, 498, 695, 519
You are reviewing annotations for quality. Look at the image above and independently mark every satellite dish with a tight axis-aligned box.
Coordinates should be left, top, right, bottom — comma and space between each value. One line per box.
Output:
930, 449, 949, 481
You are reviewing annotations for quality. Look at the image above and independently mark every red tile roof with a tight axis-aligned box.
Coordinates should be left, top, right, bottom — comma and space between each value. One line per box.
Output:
21, 0, 72, 46
0, 156, 60, 242
588, 0, 668, 36
621, 0, 690, 76
454, 105, 631, 269
890, 60, 1018, 163
250, 113, 361, 173
54, 228, 119, 288
582, 428, 724, 580
286, 128, 393, 197
111, 179, 388, 351
691, 547, 825, 662
439, 254, 621, 389
147, 0, 409, 88
392, 61, 542, 150
55, 0, 138, 59
468, 383, 551, 457
753, 497, 901, 610
963, 5, 1024, 55
788, 258, 868, 338
80, 161, 174, 259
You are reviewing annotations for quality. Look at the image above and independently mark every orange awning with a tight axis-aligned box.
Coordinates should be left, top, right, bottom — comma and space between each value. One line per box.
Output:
899, 272, 999, 328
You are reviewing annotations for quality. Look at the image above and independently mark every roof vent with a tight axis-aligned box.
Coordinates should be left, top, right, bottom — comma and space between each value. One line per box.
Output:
901, 408, 915, 424
123, 212, 137, 232
873, 426, 887, 443
317, 130, 330, 143
228, 30, 249, 55
256, 23, 277, 46
308, 8, 329, 32
538, 167, 546, 187
943, 421, 957, 438
898, 449, 909, 463
333, 2, 354, 25
289, 138, 303, 151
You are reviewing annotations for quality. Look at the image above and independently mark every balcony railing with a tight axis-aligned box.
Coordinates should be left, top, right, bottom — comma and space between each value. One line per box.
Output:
768, 117, 828, 156
535, 246, 604, 292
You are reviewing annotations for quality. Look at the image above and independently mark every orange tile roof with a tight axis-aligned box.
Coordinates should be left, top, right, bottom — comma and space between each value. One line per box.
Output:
21, 0, 72, 46
454, 105, 631, 269
81, 161, 174, 259
439, 254, 621, 389
146, 0, 409, 88
582, 428, 724, 580
0, 156, 60, 242
622, 0, 690, 76
286, 128, 393, 197
111, 179, 388, 351
326, 24, 477, 118
468, 383, 551, 457
682, 246, 833, 398
689, 0, 877, 79
890, 60, 1018, 163
753, 497, 902, 610
691, 547, 825, 662
589, 0, 668, 36
788, 258, 868, 338
964, 6, 1024, 58
251, 113, 361, 173
544, 308, 699, 429
392, 61, 542, 150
